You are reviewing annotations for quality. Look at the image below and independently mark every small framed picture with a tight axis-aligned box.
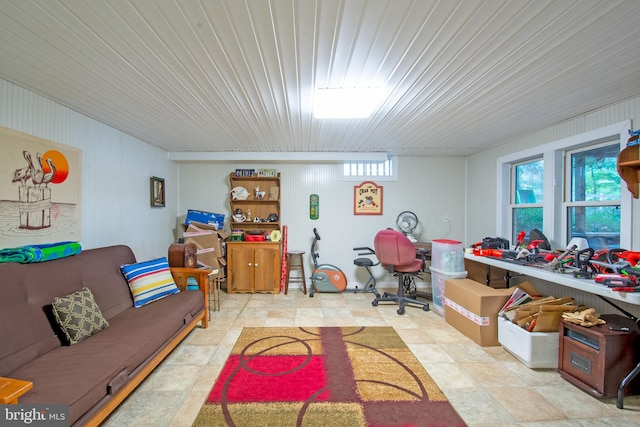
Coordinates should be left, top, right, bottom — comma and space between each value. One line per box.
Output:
151, 176, 165, 208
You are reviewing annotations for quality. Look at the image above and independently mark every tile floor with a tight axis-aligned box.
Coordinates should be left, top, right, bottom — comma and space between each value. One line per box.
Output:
102, 288, 640, 426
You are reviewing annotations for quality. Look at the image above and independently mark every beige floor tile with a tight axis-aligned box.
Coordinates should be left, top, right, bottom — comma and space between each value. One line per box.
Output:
488, 386, 567, 422
101, 290, 638, 427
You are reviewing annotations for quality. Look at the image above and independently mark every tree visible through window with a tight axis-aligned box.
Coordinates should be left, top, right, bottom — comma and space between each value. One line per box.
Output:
566, 142, 620, 249
511, 159, 544, 242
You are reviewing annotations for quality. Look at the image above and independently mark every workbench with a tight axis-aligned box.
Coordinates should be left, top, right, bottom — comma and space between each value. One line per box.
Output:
465, 253, 640, 409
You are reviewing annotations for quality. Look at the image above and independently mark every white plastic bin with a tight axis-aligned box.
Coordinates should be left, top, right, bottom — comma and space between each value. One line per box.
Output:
431, 239, 464, 273
430, 267, 467, 316
497, 316, 559, 368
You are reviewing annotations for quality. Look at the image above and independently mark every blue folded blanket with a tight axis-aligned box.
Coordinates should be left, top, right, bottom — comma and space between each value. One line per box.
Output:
0, 241, 82, 263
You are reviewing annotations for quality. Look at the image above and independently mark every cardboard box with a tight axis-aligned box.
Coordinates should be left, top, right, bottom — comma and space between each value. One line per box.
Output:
498, 316, 559, 368
185, 209, 225, 229
184, 221, 228, 257
444, 278, 514, 346
184, 222, 228, 279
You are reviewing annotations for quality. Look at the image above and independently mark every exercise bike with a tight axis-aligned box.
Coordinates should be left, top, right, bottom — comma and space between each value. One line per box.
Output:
309, 228, 348, 297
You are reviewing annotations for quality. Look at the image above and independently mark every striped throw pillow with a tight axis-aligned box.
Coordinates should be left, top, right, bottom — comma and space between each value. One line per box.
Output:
120, 257, 180, 307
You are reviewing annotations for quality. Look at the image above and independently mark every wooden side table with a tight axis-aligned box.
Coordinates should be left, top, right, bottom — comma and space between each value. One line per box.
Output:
0, 377, 33, 404
170, 267, 211, 328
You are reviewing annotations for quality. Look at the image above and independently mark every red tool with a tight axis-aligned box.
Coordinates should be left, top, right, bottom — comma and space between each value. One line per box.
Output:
611, 287, 640, 292
471, 242, 503, 257
595, 274, 637, 287
516, 230, 526, 249
527, 240, 544, 254
617, 251, 640, 267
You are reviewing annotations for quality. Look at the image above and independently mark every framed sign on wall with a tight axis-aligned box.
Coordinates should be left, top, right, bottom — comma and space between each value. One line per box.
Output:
150, 176, 165, 208
354, 181, 383, 215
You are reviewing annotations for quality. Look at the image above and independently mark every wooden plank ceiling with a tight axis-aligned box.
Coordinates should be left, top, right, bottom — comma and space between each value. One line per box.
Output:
1, 0, 640, 157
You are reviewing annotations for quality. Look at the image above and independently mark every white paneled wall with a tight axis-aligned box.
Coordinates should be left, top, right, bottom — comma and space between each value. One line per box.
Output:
178, 156, 466, 288
0, 79, 177, 260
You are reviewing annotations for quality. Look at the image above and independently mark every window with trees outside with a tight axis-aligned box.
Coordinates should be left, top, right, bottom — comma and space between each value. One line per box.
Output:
496, 121, 631, 250
565, 141, 621, 249
511, 159, 544, 243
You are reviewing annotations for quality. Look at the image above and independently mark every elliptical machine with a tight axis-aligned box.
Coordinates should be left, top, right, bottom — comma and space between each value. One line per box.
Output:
309, 228, 348, 297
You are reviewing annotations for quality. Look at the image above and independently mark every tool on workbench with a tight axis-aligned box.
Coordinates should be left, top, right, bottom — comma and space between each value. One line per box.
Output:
595, 273, 637, 287
611, 287, 640, 292
544, 244, 577, 273
572, 248, 596, 279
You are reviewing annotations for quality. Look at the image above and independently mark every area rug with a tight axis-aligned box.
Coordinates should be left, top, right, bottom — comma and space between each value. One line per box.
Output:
193, 326, 466, 427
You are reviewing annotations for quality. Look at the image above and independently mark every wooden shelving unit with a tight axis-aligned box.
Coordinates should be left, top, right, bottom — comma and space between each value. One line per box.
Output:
228, 172, 281, 233
617, 144, 640, 198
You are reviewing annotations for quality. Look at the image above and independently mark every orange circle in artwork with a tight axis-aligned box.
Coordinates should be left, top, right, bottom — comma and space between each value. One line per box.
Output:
41, 150, 70, 184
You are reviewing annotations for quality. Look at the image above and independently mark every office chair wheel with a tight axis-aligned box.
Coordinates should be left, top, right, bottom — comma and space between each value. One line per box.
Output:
372, 300, 378, 306
397, 307, 405, 315
422, 305, 429, 312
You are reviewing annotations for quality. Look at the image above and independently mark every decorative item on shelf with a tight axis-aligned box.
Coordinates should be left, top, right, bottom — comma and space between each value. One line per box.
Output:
235, 169, 255, 177
270, 229, 282, 242
232, 208, 246, 223
253, 217, 261, 222
266, 213, 278, 223
254, 186, 265, 199
230, 230, 243, 241
257, 168, 278, 177
231, 186, 249, 200
269, 186, 279, 200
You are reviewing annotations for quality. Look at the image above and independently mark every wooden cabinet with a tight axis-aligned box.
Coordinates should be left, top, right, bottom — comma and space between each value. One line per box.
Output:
226, 242, 281, 293
229, 172, 280, 233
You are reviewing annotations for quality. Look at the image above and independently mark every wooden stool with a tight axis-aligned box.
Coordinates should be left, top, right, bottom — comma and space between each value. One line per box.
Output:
285, 251, 307, 294
209, 273, 222, 312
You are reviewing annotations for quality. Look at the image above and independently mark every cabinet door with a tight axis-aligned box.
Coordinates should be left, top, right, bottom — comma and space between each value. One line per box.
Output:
229, 245, 254, 292
253, 246, 278, 292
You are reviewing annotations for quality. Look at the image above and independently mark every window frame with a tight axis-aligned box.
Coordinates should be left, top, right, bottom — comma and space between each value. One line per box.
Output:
509, 157, 544, 242
341, 155, 398, 181
563, 140, 622, 248
496, 121, 631, 249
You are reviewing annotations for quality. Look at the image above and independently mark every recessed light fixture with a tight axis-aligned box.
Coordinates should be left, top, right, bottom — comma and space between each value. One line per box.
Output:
313, 87, 384, 119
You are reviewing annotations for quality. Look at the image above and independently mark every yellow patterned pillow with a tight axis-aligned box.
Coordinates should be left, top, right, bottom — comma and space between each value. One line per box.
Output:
52, 287, 109, 345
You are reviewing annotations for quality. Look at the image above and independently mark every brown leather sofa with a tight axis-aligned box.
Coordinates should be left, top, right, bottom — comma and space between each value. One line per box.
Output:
0, 245, 208, 426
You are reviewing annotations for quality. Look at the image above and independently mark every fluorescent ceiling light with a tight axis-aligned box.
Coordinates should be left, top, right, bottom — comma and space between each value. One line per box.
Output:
313, 87, 383, 119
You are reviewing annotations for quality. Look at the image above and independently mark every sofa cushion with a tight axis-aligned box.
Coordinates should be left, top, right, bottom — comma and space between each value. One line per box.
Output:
52, 287, 109, 345
120, 257, 180, 307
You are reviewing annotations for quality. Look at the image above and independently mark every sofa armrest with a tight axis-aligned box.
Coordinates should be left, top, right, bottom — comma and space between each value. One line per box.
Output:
0, 377, 33, 404
170, 267, 211, 328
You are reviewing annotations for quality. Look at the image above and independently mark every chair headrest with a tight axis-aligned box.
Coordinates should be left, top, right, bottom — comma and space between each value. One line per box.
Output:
374, 229, 416, 267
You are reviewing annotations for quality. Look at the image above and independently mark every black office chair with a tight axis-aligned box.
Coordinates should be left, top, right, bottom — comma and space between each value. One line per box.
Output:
371, 229, 429, 315
353, 246, 380, 297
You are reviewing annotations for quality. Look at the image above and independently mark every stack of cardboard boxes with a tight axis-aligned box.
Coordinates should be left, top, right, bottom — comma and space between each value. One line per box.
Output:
179, 210, 228, 281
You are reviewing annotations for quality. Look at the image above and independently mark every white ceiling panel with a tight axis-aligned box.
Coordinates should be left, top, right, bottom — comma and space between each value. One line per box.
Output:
1, 0, 639, 157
